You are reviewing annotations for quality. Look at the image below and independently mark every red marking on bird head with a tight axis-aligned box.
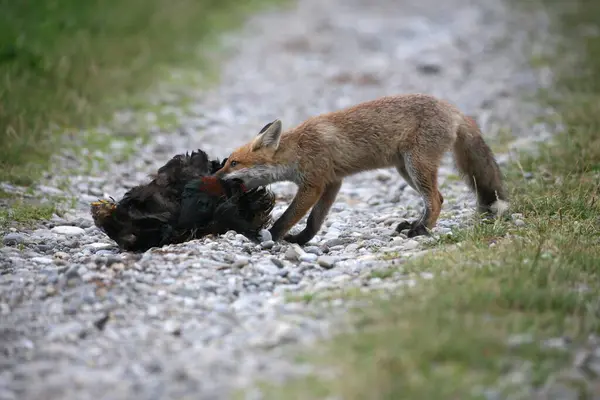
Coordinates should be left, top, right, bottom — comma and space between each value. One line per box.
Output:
199, 176, 226, 197
200, 175, 249, 197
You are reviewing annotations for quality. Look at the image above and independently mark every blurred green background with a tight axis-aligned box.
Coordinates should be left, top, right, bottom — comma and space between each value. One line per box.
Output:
0, 0, 282, 185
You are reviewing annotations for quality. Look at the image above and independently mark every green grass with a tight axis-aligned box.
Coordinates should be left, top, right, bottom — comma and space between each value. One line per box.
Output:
285, 287, 379, 305
0, 0, 287, 229
0, 0, 286, 186
488, 126, 518, 153
0, 202, 57, 229
369, 268, 396, 280
0, 192, 77, 229
254, 1, 600, 398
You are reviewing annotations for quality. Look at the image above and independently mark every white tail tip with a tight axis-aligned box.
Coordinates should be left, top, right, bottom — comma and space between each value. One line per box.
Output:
490, 199, 510, 216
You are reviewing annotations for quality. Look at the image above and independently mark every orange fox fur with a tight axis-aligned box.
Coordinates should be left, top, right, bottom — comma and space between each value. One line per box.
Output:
215, 93, 509, 245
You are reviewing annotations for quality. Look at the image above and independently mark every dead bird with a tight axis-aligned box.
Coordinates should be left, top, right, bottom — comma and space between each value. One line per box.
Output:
90, 149, 275, 252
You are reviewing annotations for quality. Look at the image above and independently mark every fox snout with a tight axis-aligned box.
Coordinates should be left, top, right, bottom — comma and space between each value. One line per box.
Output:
214, 168, 226, 179
214, 166, 247, 188
215, 168, 240, 183
214, 162, 236, 180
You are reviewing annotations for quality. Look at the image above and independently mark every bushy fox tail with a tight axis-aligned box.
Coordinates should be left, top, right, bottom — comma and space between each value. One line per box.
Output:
453, 116, 509, 216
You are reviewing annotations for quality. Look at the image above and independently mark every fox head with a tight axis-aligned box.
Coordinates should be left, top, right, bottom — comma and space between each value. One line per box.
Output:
215, 119, 293, 189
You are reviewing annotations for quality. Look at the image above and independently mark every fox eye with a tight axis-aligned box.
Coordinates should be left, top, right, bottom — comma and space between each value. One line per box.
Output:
230, 160, 238, 167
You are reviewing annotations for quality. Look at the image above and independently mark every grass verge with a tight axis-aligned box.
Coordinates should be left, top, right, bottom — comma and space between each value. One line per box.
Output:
0, 0, 287, 229
0, 0, 286, 186
254, 0, 600, 398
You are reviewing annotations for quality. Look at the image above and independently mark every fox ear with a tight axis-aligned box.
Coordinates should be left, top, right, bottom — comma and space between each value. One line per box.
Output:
252, 119, 282, 151
257, 121, 274, 135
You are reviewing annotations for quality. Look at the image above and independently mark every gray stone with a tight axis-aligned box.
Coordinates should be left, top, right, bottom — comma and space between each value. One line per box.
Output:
46, 321, 86, 341
74, 218, 94, 229
324, 238, 346, 247
259, 229, 272, 243
288, 271, 303, 284
403, 240, 420, 250
270, 257, 285, 268
255, 262, 280, 275
232, 260, 249, 269
95, 250, 116, 256
299, 253, 318, 263
31, 257, 54, 265
36, 244, 53, 253
261, 240, 275, 249
304, 246, 322, 255
51, 226, 85, 236
38, 185, 64, 196
317, 256, 337, 269
87, 242, 114, 251
163, 320, 182, 336
285, 245, 305, 261
3, 233, 25, 246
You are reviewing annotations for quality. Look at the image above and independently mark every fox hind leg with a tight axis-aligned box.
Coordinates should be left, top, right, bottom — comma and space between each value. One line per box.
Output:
395, 157, 444, 209
395, 157, 419, 193
394, 152, 443, 237
285, 181, 342, 245
394, 160, 424, 234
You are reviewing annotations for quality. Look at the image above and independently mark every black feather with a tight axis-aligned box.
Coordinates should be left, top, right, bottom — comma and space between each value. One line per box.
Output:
90, 149, 275, 252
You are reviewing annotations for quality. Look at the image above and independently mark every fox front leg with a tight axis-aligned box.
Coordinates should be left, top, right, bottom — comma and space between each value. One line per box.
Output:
269, 185, 324, 244
284, 181, 342, 245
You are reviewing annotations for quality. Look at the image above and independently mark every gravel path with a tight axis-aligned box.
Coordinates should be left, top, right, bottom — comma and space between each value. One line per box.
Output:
1, 0, 553, 399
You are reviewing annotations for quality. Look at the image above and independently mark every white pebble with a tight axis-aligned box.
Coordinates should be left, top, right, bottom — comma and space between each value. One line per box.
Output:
51, 226, 85, 236
299, 253, 318, 263
403, 240, 420, 250
259, 229, 272, 243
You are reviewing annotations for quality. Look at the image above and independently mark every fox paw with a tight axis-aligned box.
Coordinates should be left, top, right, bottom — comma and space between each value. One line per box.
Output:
395, 221, 412, 232
283, 233, 309, 245
283, 233, 298, 242
395, 220, 430, 238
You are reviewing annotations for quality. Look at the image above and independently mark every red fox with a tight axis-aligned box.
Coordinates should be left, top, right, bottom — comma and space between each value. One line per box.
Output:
215, 93, 509, 245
